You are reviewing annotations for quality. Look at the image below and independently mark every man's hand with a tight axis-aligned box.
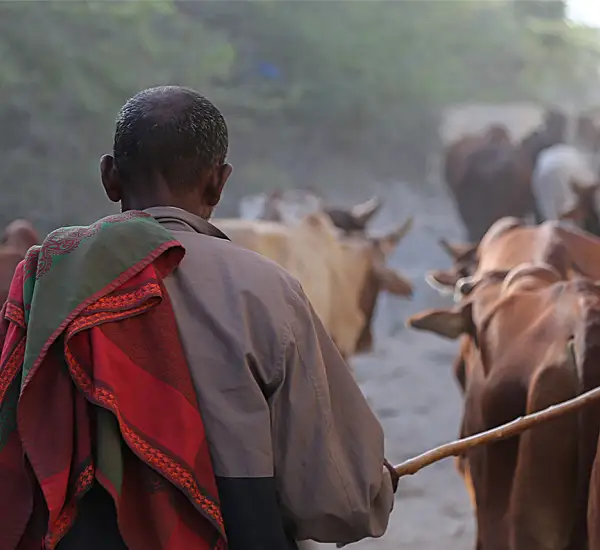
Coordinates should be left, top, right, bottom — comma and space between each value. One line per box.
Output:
383, 459, 399, 493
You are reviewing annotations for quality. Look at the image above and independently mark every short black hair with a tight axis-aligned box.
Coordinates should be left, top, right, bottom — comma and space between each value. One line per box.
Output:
113, 86, 228, 190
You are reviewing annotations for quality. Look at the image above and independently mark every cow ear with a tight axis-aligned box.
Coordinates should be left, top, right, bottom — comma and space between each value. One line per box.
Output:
560, 203, 584, 223
438, 238, 461, 260
407, 303, 472, 340
374, 264, 413, 297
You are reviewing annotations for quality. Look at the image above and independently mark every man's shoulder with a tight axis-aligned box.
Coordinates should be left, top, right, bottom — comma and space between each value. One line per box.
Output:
174, 229, 304, 299
223, 237, 301, 285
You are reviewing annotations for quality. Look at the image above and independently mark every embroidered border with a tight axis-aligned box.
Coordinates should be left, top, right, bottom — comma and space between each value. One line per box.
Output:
82, 282, 161, 313
63, 346, 225, 534
60, 279, 225, 536
0, 337, 25, 403
35, 211, 147, 279
45, 463, 95, 549
61, 293, 225, 536
4, 301, 25, 328
96, 388, 224, 533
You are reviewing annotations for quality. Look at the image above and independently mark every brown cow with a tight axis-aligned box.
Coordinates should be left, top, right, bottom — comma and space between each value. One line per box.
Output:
410, 219, 600, 549
0, 219, 39, 305
444, 111, 566, 242
410, 259, 600, 550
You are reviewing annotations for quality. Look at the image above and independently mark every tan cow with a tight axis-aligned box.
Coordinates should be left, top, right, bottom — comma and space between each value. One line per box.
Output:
0, 219, 39, 305
213, 212, 413, 358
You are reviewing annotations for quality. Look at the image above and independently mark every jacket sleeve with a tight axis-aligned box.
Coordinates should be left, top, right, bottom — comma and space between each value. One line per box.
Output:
269, 282, 395, 544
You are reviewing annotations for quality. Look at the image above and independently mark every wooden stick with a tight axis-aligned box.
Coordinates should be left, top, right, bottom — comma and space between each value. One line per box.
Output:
394, 382, 600, 478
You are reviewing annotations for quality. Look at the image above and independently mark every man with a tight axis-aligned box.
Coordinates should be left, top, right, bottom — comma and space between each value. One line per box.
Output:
1, 86, 396, 549
105, 86, 397, 547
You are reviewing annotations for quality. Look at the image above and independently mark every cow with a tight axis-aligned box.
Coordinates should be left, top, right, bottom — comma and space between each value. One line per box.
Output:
0, 219, 39, 305
532, 144, 600, 228
409, 256, 600, 550
409, 218, 600, 550
213, 212, 413, 358
443, 111, 566, 242
444, 127, 539, 243
529, 113, 600, 234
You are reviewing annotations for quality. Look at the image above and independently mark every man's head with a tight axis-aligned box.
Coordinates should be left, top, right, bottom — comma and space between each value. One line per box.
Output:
101, 86, 233, 219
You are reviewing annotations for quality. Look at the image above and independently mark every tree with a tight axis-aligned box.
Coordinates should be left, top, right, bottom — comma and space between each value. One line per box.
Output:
0, 0, 598, 230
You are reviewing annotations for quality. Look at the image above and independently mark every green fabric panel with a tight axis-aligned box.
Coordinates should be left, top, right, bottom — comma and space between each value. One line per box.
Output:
21, 214, 177, 385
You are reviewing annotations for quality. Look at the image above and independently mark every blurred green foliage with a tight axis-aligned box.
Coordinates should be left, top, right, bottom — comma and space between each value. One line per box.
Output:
0, 0, 598, 231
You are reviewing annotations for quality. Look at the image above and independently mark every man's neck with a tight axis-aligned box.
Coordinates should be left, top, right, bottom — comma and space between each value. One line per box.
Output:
121, 197, 211, 220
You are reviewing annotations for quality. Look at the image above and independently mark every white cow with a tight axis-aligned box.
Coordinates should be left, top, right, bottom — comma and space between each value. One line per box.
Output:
532, 143, 599, 222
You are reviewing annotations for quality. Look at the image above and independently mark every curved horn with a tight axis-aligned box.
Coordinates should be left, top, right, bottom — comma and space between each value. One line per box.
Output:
393, 216, 414, 242
350, 196, 382, 225
438, 238, 476, 261
376, 217, 414, 256
425, 271, 458, 296
438, 238, 460, 260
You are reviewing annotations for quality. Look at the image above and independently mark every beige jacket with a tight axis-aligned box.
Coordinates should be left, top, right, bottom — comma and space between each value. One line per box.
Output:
146, 206, 395, 548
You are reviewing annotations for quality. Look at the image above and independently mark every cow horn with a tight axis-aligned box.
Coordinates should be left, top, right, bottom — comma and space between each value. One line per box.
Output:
394, 216, 414, 243
438, 238, 476, 261
425, 272, 456, 296
350, 196, 381, 225
373, 217, 414, 256
438, 238, 460, 260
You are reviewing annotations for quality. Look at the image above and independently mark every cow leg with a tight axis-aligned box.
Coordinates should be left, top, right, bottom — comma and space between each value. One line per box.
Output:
509, 363, 580, 550
474, 378, 520, 550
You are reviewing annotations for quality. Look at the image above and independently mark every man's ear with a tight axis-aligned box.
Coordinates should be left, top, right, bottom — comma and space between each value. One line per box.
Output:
206, 163, 233, 206
407, 302, 473, 340
100, 154, 122, 203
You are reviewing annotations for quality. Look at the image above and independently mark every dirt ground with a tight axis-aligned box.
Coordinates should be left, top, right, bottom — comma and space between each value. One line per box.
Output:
302, 183, 476, 550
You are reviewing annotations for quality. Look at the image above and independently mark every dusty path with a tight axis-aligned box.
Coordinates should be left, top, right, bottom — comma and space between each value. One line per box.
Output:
303, 184, 475, 550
